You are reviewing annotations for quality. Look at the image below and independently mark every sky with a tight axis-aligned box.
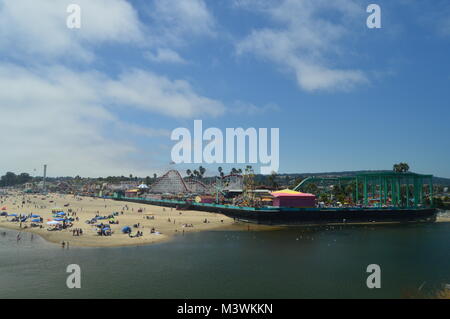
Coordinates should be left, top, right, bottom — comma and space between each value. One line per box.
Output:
0, 0, 449, 178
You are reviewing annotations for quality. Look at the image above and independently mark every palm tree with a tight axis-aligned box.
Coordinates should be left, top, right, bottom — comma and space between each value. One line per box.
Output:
401, 163, 410, 172
199, 166, 206, 178
268, 171, 278, 189
393, 162, 410, 173
218, 167, 224, 178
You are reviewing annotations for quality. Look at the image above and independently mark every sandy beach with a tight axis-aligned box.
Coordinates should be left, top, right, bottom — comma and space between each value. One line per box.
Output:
0, 192, 245, 247
1, 192, 448, 248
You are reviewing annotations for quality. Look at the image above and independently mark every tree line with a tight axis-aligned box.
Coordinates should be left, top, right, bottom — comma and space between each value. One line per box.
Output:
0, 172, 33, 187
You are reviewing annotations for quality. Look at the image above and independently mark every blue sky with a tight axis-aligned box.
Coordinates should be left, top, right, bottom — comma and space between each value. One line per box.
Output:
0, 0, 449, 178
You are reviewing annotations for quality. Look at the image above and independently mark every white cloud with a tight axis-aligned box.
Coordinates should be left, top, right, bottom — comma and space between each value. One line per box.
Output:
0, 63, 224, 176
230, 101, 280, 115
145, 48, 187, 64
0, 0, 217, 65
104, 69, 225, 118
235, 0, 368, 91
0, 0, 144, 62
150, 0, 216, 45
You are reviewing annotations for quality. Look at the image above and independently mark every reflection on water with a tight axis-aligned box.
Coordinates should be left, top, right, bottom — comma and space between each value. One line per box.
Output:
0, 222, 449, 299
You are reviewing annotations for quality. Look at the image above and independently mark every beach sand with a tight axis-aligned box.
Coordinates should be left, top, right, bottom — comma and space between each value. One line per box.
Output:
0, 192, 252, 247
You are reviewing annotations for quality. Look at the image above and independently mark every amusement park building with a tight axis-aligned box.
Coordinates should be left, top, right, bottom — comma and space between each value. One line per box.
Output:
271, 189, 316, 208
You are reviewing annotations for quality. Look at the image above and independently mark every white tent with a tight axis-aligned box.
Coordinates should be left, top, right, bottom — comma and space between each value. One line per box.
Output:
138, 184, 149, 189
46, 221, 61, 225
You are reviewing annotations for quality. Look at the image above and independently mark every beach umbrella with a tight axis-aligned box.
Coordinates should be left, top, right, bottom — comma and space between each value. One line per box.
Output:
121, 226, 131, 234
47, 221, 60, 225
56, 212, 66, 216
31, 214, 40, 218
54, 218, 65, 221
0, 212, 7, 216
31, 219, 41, 223
1, 206, 6, 210
9, 213, 17, 217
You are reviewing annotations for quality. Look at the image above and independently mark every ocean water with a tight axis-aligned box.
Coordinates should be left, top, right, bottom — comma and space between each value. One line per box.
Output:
0, 221, 449, 299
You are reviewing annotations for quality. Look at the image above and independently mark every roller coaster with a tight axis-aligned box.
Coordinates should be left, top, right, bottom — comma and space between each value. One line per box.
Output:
148, 170, 243, 195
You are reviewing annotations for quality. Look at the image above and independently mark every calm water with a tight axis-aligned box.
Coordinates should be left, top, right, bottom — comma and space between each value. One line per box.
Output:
0, 222, 449, 299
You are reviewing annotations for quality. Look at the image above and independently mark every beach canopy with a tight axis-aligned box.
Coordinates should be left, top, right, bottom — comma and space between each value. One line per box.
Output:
31, 219, 41, 223
31, 214, 40, 218
47, 221, 61, 225
8, 213, 17, 217
0, 212, 7, 216
55, 212, 66, 216
271, 189, 315, 197
1, 206, 6, 210
122, 226, 132, 234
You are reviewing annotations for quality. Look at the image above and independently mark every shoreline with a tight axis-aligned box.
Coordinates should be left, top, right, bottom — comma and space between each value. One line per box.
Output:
0, 192, 248, 248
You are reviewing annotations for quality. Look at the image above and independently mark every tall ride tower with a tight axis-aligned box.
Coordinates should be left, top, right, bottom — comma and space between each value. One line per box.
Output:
43, 164, 47, 192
